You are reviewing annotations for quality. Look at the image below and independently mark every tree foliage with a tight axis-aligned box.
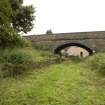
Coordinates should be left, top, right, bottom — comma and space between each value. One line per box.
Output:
0, 0, 30, 47
0, 0, 14, 47
9, 0, 35, 33
46, 29, 53, 34
0, 0, 12, 25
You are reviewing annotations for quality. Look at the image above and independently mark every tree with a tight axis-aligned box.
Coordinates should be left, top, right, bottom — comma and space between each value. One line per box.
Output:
0, 0, 30, 47
0, 0, 14, 47
0, 0, 12, 25
9, 0, 35, 33
46, 29, 53, 34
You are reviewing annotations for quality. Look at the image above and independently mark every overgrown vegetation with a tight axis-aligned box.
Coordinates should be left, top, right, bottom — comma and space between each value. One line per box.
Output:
0, 0, 32, 48
1, 1, 105, 104
9, 0, 35, 33
0, 48, 57, 77
84, 52, 105, 75
1, 53, 105, 105
0, 0, 37, 76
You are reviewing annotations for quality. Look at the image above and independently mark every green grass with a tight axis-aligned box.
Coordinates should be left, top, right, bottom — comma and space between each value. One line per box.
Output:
0, 48, 57, 77
0, 48, 55, 63
0, 60, 105, 105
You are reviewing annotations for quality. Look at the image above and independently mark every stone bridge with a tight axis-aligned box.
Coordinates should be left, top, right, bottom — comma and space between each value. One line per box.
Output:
25, 31, 105, 54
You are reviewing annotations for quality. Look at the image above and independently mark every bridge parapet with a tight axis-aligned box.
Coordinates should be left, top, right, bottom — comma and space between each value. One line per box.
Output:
25, 31, 105, 41
24, 31, 105, 52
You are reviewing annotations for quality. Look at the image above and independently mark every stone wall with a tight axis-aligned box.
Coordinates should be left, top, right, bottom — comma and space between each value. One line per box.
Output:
24, 31, 105, 51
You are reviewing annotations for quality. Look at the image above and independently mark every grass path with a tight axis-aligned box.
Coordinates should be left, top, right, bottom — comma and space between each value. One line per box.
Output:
0, 61, 105, 105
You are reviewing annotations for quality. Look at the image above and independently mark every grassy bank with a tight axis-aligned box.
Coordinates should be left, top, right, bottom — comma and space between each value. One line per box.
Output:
0, 48, 55, 62
0, 48, 57, 77
1, 54, 105, 105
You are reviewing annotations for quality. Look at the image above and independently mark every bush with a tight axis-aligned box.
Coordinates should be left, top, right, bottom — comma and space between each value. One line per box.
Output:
85, 52, 105, 74
14, 36, 31, 48
0, 26, 31, 48
7, 50, 33, 64
0, 48, 57, 77
0, 63, 26, 77
0, 48, 35, 64
0, 48, 35, 77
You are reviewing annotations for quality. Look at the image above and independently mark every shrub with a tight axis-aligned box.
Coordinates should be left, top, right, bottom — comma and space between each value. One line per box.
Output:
0, 63, 26, 77
0, 48, 35, 64
0, 48, 58, 77
85, 52, 105, 74
0, 26, 31, 48
0, 48, 35, 77
7, 49, 34, 64
14, 36, 31, 48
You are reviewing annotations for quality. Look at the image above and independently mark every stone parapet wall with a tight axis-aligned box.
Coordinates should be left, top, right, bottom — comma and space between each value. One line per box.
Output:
24, 31, 105, 51
24, 31, 105, 42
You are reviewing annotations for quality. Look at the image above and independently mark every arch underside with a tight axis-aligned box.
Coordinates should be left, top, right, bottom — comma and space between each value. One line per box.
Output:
54, 43, 93, 55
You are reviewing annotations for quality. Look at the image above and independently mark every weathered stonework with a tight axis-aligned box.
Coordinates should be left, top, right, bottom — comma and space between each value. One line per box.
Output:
24, 31, 105, 52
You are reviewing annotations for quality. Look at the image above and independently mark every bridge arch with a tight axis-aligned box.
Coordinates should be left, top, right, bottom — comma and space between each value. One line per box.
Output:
54, 43, 93, 55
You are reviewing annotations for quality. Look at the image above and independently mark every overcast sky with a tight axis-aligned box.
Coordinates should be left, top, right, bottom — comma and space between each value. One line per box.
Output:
23, 0, 105, 35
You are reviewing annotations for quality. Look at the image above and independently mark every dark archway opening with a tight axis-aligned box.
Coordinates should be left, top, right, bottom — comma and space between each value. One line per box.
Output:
54, 43, 93, 56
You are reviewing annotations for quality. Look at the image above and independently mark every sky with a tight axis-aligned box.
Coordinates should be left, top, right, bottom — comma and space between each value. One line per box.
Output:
23, 0, 105, 35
